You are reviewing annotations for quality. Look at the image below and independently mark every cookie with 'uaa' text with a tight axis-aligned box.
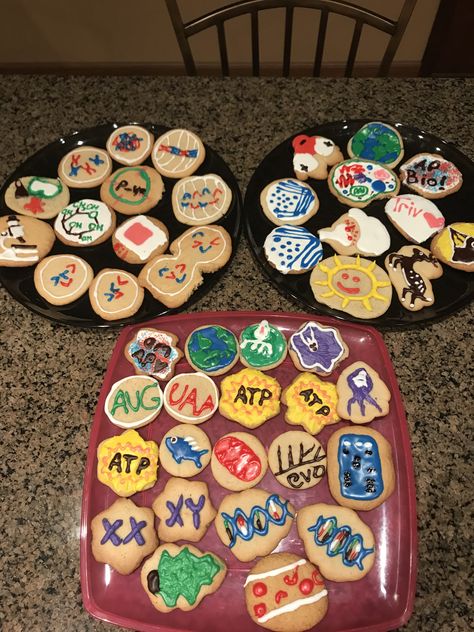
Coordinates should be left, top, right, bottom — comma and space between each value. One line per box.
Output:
163, 372, 219, 424
34, 254, 93, 305
211, 432, 268, 491
0, 214, 55, 267
89, 268, 144, 321
159, 424, 211, 478
101, 165, 164, 215
268, 431, 326, 491
336, 362, 390, 424
4, 176, 70, 219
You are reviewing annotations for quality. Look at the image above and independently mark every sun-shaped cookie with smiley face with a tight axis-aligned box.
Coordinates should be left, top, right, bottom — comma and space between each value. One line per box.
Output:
310, 254, 392, 319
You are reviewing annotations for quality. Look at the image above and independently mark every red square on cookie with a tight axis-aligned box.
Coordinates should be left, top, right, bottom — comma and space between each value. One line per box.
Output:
124, 222, 153, 245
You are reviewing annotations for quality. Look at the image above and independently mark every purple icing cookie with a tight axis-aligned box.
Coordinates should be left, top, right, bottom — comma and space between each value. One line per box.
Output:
289, 321, 348, 375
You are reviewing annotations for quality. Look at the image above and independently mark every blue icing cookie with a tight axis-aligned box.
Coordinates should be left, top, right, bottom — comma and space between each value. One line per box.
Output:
337, 433, 383, 501
261, 178, 318, 225
264, 225, 324, 274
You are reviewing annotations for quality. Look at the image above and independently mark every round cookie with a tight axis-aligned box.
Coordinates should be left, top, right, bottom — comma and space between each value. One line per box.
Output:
152, 128, 205, 178
124, 328, 182, 380
106, 124, 153, 166
185, 324, 238, 376
399, 152, 463, 198
328, 159, 399, 208
297, 503, 375, 582
385, 194, 445, 244
239, 319, 287, 370
260, 178, 319, 226
288, 321, 348, 376
347, 121, 404, 168
211, 432, 268, 491
100, 165, 164, 215
318, 208, 391, 257
89, 268, 144, 321
430, 222, 474, 271
112, 215, 169, 263
159, 424, 211, 477
0, 214, 55, 267
336, 361, 390, 424
163, 372, 219, 424
105, 375, 163, 429
268, 431, 326, 490
34, 254, 93, 305
58, 146, 112, 188
4, 176, 70, 219
244, 553, 328, 632
281, 373, 340, 435
54, 199, 115, 246
172, 173, 232, 225
263, 225, 324, 274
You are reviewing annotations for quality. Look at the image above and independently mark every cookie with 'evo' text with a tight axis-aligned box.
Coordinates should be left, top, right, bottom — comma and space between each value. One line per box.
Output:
159, 424, 211, 478
336, 362, 390, 424
4, 176, 69, 219
112, 215, 169, 264
124, 328, 182, 381
105, 374, 163, 429
0, 214, 55, 267
89, 268, 144, 321
185, 324, 239, 375
260, 178, 319, 226
54, 199, 116, 247
163, 372, 219, 424
34, 254, 93, 305
172, 173, 232, 225
58, 146, 112, 188
152, 129, 205, 178
101, 165, 164, 215
106, 124, 154, 166
211, 432, 268, 491
268, 431, 327, 491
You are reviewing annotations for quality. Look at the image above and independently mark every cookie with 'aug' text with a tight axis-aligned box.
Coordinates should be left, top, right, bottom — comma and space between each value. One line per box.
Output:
260, 178, 319, 226
106, 124, 154, 166
159, 424, 211, 478
0, 214, 55, 267
58, 146, 112, 188
385, 194, 445, 244
89, 268, 144, 321
4, 176, 69, 219
282, 373, 339, 435
264, 225, 324, 274
113, 215, 169, 264
239, 319, 287, 370
211, 432, 268, 491
336, 362, 390, 424
185, 324, 239, 375
152, 129, 205, 178
347, 121, 404, 168
101, 165, 164, 215
54, 199, 116, 246
430, 223, 474, 272
163, 372, 219, 424
288, 321, 348, 376
292, 133, 343, 180
124, 328, 182, 380
328, 159, 399, 208
268, 431, 326, 491
105, 375, 163, 429
172, 173, 232, 225
399, 153, 462, 198
34, 254, 93, 305
318, 208, 391, 257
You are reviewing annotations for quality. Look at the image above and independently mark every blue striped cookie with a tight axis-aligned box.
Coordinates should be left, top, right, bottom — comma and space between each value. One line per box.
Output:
260, 178, 319, 226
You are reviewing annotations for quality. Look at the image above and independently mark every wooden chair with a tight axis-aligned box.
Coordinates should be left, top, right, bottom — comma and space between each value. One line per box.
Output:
166, 0, 417, 77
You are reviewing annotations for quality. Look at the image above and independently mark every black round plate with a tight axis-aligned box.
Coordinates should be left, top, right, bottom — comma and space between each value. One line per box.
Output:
244, 119, 474, 328
0, 122, 242, 328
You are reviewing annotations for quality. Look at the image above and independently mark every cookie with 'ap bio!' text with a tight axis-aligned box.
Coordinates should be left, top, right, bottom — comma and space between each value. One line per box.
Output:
399, 152, 462, 198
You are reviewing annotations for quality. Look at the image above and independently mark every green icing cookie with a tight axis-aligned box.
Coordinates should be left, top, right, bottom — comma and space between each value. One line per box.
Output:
239, 320, 287, 368
349, 122, 403, 167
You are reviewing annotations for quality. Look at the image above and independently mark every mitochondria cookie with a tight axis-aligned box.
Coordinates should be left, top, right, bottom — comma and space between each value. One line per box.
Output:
430, 222, 474, 271
185, 324, 239, 375
281, 373, 339, 435
58, 146, 112, 188
239, 319, 287, 370
89, 268, 144, 321
268, 431, 326, 491
318, 208, 391, 257
211, 432, 268, 491
101, 165, 164, 215
172, 173, 232, 225
260, 178, 319, 226
159, 424, 211, 478
328, 159, 399, 208
106, 124, 154, 166
0, 214, 55, 267
124, 328, 182, 380
152, 129, 205, 178
288, 321, 348, 376
385, 194, 445, 244
336, 362, 391, 424
112, 215, 169, 263
399, 153, 463, 198
54, 199, 115, 246
105, 375, 163, 429
263, 225, 324, 274
4, 176, 69, 219
163, 372, 219, 424
34, 254, 93, 305
347, 121, 404, 168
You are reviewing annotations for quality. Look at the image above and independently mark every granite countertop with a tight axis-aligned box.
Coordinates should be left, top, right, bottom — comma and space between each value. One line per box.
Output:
0, 76, 472, 632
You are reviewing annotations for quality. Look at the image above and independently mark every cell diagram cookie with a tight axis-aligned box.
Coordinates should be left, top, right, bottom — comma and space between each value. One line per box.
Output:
105, 375, 163, 430
106, 124, 154, 166
399, 153, 463, 198
4, 176, 70, 219
292, 133, 343, 180
112, 215, 169, 264
268, 431, 327, 491
34, 254, 93, 305
260, 178, 319, 226
58, 146, 112, 188
0, 214, 55, 267
89, 268, 144, 321
163, 372, 219, 424
172, 173, 232, 225
328, 159, 399, 208
152, 128, 205, 178
101, 165, 164, 215
347, 121, 404, 168
430, 222, 474, 271
336, 362, 391, 424
318, 208, 391, 257
263, 225, 324, 274
159, 424, 211, 478
288, 321, 348, 376
211, 432, 268, 491
384, 194, 445, 244
124, 328, 182, 381
185, 324, 239, 375
239, 319, 287, 370
53, 199, 115, 246
281, 373, 340, 435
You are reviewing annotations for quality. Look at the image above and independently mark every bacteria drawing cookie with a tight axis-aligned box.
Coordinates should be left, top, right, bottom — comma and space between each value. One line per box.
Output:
336, 362, 391, 424
399, 153, 462, 198
54, 199, 116, 247
58, 146, 112, 188
211, 432, 268, 491
268, 431, 327, 491
288, 321, 348, 376
260, 179, 319, 226
113, 215, 169, 264
159, 424, 211, 478
0, 215, 55, 267
347, 121, 404, 168
172, 173, 232, 225
34, 254, 93, 305
89, 269, 144, 321
152, 129, 205, 178
4, 176, 69, 219
124, 328, 182, 380
101, 166, 164, 215
106, 124, 153, 166
328, 159, 399, 208
430, 223, 474, 272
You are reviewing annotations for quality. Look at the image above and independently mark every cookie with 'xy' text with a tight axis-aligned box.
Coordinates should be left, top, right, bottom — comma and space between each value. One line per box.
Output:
159, 424, 211, 478
336, 362, 390, 424
268, 431, 326, 491
124, 328, 182, 381
34, 254, 93, 305
89, 268, 144, 321
0, 214, 55, 267
101, 165, 164, 215
212, 432, 268, 491
4, 176, 70, 219
106, 124, 154, 166
113, 215, 169, 264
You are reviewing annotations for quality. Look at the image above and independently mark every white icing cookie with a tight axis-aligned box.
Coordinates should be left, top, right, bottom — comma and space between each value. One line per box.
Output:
263, 225, 324, 274
385, 194, 445, 244
106, 125, 153, 166
58, 146, 112, 188
292, 134, 343, 181
113, 215, 169, 263
318, 208, 391, 256
152, 129, 205, 178
260, 179, 319, 226
399, 153, 463, 198
0, 214, 55, 267
54, 199, 115, 246
172, 173, 232, 225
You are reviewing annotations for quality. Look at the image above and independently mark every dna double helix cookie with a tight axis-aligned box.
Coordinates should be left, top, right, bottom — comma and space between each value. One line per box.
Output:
152, 129, 205, 178
185, 324, 239, 375
239, 319, 287, 370
318, 208, 391, 257
268, 431, 327, 491
430, 222, 474, 272
106, 124, 154, 166
172, 173, 232, 225
54, 199, 116, 246
101, 166, 164, 215
0, 214, 55, 267
292, 134, 343, 180
112, 215, 169, 264
4, 176, 70, 219
260, 179, 319, 226
58, 146, 112, 188
385, 194, 445, 244
124, 328, 182, 380
211, 432, 268, 491
159, 424, 211, 478
89, 268, 144, 321
347, 121, 404, 168
288, 321, 348, 376
328, 159, 399, 208
163, 372, 219, 424
282, 373, 340, 435
34, 254, 93, 305
264, 225, 324, 274
104, 375, 163, 429
399, 153, 463, 198
336, 362, 391, 424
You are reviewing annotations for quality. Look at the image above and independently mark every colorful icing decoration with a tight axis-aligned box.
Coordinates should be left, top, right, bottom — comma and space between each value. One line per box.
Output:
329, 159, 399, 207
172, 173, 232, 225
163, 372, 219, 424
214, 435, 262, 482
282, 373, 340, 435
100, 516, 147, 546
289, 321, 347, 375
89, 269, 144, 321
239, 320, 287, 369
0, 214, 54, 266
346, 368, 381, 416
165, 435, 209, 468
336, 361, 390, 424
318, 208, 391, 257
106, 125, 153, 166
385, 194, 445, 244
58, 146, 112, 188
263, 225, 324, 274
165, 494, 206, 529
34, 254, 93, 305
113, 215, 168, 263
186, 325, 238, 373
152, 129, 205, 178
431, 223, 474, 271
4, 176, 70, 219
337, 433, 383, 501
399, 153, 463, 198
102, 165, 165, 215
125, 328, 181, 380
260, 178, 319, 226
292, 134, 343, 180
105, 375, 163, 429
54, 199, 113, 245
348, 122, 404, 168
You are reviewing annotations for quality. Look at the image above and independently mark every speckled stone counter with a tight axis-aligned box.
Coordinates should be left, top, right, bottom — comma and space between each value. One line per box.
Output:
0, 76, 472, 632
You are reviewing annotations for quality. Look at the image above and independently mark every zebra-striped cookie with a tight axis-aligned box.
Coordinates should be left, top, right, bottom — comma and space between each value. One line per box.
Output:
172, 174, 232, 225
152, 129, 205, 179
260, 178, 319, 226
263, 225, 324, 274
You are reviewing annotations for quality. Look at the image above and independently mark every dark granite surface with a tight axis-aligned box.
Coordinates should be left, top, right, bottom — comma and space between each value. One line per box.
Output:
0, 76, 473, 632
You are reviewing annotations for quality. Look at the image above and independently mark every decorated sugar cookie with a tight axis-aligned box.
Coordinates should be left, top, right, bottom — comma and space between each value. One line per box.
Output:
385, 246, 443, 311
211, 432, 268, 491
310, 255, 393, 319
163, 372, 219, 424
347, 121, 404, 168
219, 368, 281, 429
336, 362, 391, 424
292, 134, 343, 180
159, 424, 211, 478
34, 254, 93, 305
185, 324, 239, 375
105, 375, 163, 429
289, 321, 348, 376
91, 498, 158, 575
4, 176, 70, 219
282, 373, 340, 435
399, 153, 462, 198
268, 431, 327, 491
431, 223, 474, 271
318, 208, 391, 257
152, 129, 205, 178
124, 328, 182, 380
263, 225, 324, 274
58, 146, 112, 188
54, 199, 115, 246
0, 214, 55, 267
89, 269, 144, 321
328, 159, 399, 208
113, 215, 169, 264
101, 165, 164, 215
260, 178, 319, 226
385, 194, 445, 244
239, 320, 287, 370
106, 125, 153, 166
97, 428, 158, 497
172, 173, 232, 225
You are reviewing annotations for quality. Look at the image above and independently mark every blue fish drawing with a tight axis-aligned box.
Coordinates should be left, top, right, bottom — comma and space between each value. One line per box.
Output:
165, 436, 209, 468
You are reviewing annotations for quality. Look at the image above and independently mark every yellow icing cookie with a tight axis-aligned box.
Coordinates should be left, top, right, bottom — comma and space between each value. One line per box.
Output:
219, 368, 281, 428
97, 429, 159, 497
282, 373, 340, 435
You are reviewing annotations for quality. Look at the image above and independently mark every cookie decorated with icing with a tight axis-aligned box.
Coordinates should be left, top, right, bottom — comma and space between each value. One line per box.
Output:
152, 477, 216, 543
385, 246, 443, 311
100, 165, 164, 215
106, 125, 153, 166
96, 428, 159, 497
89, 268, 144, 321
172, 173, 232, 225
112, 215, 169, 264
268, 431, 327, 491
91, 498, 158, 575
385, 194, 445, 244
163, 372, 219, 424
347, 121, 404, 168
58, 146, 112, 188
328, 159, 399, 208
54, 199, 116, 246
124, 328, 182, 380
260, 178, 319, 226
0, 214, 55, 267
318, 208, 391, 257
219, 368, 281, 429
263, 225, 324, 274
34, 254, 93, 305
244, 553, 328, 631
138, 225, 232, 308
211, 432, 268, 491
159, 424, 211, 478
336, 362, 390, 424
239, 319, 287, 370
282, 373, 339, 435
327, 426, 396, 511
297, 503, 375, 582
185, 325, 238, 375
292, 134, 343, 180
105, 375, 163, 429
152, 129, 205, 178
141, 543, 226, 612
430, 222, 474, 272
4, 176, 70, 219
399, 153, 462, 198
310, 255, 393, 319
288, 321, 348, 376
